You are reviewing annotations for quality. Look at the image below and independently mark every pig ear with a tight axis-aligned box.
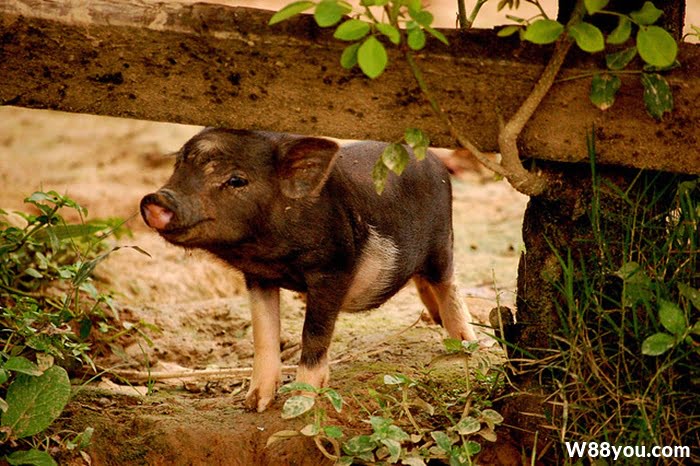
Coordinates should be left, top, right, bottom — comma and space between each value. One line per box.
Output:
277, 138, 339, 199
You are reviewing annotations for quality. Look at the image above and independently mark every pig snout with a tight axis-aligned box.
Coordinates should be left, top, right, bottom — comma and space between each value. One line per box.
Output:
141, 193, 174, 231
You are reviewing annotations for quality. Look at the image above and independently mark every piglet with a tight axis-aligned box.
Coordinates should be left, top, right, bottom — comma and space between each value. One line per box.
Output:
141, 128, 477, 412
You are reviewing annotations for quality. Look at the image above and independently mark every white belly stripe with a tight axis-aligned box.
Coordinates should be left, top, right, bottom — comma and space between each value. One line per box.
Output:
341, 227, 399, 311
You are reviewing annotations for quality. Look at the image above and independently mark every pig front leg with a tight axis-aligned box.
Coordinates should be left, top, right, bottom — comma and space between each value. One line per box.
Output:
294, 292, 340, 390
245, 283, 282, 412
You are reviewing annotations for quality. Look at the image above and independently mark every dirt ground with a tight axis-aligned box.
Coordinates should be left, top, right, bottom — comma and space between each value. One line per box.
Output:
0, 105, 528, 465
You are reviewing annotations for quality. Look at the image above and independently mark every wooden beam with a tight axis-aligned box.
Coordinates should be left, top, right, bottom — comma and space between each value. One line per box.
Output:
1, 0, 698, 174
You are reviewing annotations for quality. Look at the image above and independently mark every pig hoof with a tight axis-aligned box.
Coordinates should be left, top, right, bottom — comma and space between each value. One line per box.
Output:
245, 387, 275, 412
295, 361, 330, 389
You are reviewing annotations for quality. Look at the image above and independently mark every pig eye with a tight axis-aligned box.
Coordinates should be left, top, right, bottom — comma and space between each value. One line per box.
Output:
223, 175, 249, 189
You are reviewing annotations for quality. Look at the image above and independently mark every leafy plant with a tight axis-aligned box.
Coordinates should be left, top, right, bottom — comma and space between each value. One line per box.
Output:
266, 381, 345, 461
339, 415, 410, 465
499, 0, 678, 119
0, 191, 144, 464
270, 337, 507, 464
270, 0, 446, 78
543, 136, 699, 461
641, 282, 700, 356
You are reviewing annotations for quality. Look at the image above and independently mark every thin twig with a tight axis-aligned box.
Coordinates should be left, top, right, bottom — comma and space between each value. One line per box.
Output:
405, 52, 508, 177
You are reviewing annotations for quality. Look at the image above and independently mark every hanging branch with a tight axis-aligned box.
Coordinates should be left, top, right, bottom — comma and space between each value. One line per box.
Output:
406, 0, 585, 197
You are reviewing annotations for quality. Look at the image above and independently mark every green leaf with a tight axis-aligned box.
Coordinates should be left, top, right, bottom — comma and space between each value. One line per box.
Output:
461, 340, 479, 352
584, 0, 608, 15
265, 430, 300, 447
505, 14, 526, 24
1, 366, 71, 439
569, 22, 605, 52
616, 261, 653, 306
268, 1, 315, 25
279, 381, 317, 394
324, 425, 344, 438
630, 1, 663, 25
590, 73, 621, 111
322, 388, 343, 412
334, 19, 370, 41
342, 434, 377, 456
606, 46, 637, 70
314, 0, 351, 28
68, 426, 94, 450
0, 369, 8, 385
24, 267, 43, 279
357, 36, 388, 78
643, 60, 680, 73
410, 10, 433, 27
372, 158, 389, 194
383, 373, 411, 385
407, 27, 426, 51
453, 416, 481, 435
430, 431, 453, 453
300, 423, 320, 436
72, 245, 150, 287
385, 424, 410, 442
477, 426, 497, 442
641, 332, 676, 356
336, 457, 354, 466
480, 409, 504, 429
376, 23, 400, 45
637, 26, 678, 68
658, 300, 687, 335
413, 146, 428, 160
640, 73, 673, 120
405, 128, 429, 148
523, 19, 564, 45
424, 25, 449, 46
607, 16, 632, 44
281, 395, 315, 419
443, 337, 464, 353
497, 25, 521, 37
406, 0, 421, 14
6, 449, 57, 466
340, 42, 361, 69
3, 356, 42, 377
381, 438, 402, 463
33, 224, 105, 243
381, 143, 410, 175
678, 283, 700, 310
369, 415, 391, 432
464, 440, 482, 456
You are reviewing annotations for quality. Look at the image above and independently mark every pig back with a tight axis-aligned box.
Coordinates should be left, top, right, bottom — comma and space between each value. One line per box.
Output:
331, 141, 454, 287
334, 141, 453, 224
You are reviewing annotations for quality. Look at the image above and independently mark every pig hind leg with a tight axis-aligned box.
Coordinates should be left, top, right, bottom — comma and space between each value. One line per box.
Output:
414, 254, 477, 341
433, 279, 477, 341
414, 276, 442, 325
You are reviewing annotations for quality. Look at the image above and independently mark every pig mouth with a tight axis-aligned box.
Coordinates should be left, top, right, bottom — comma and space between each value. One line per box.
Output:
156, 218, 213, 244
